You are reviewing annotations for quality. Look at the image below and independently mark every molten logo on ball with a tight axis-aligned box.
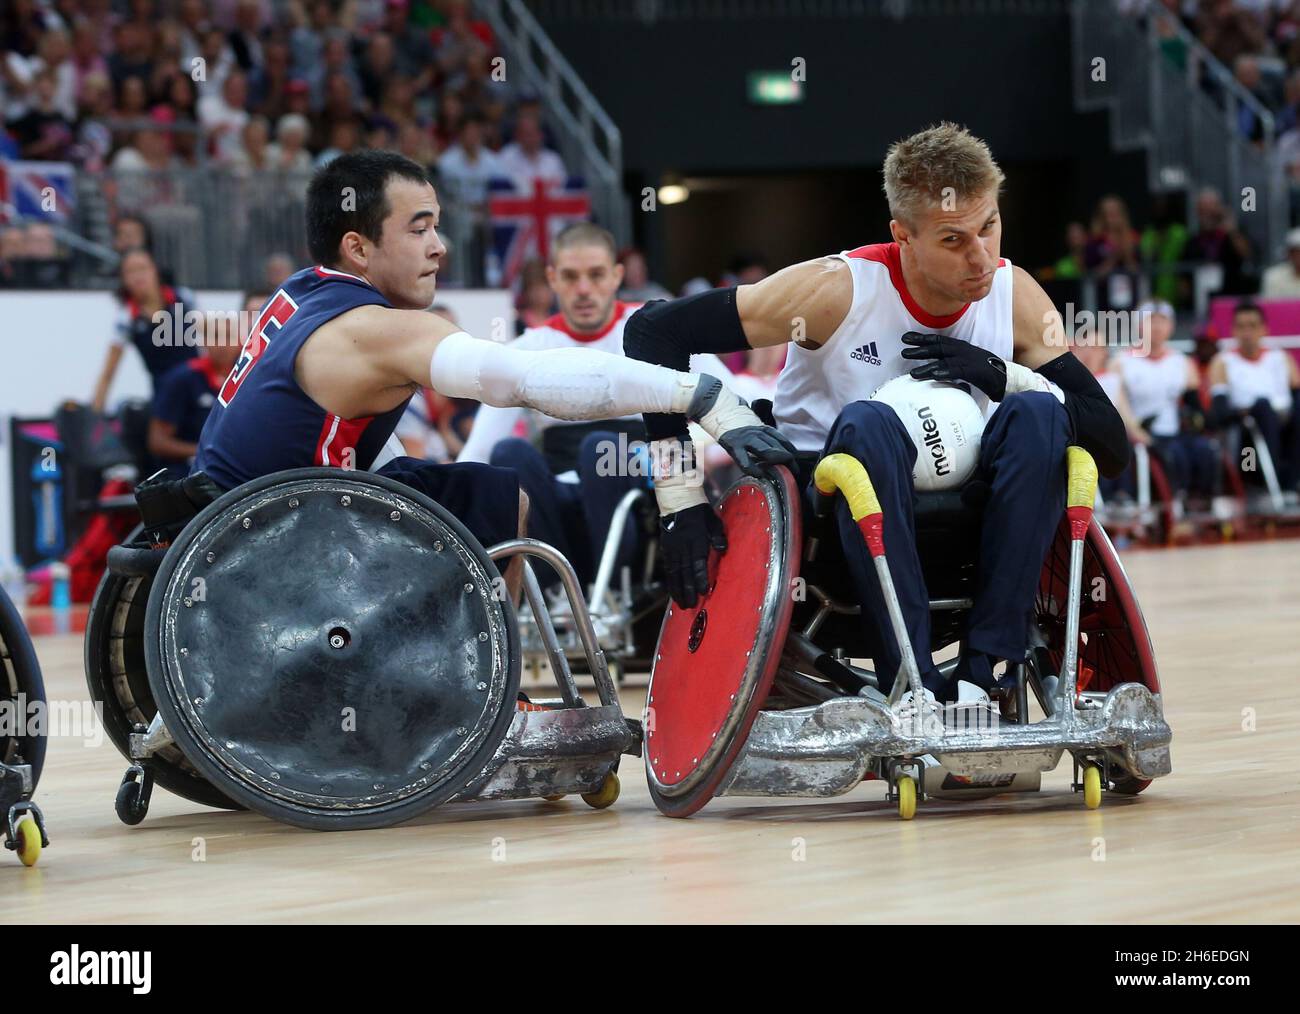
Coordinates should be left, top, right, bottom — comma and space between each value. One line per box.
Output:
870, 376, 986, 491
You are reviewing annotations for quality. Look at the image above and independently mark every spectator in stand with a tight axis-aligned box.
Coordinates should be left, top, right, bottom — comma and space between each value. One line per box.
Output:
1044, 221, 1089, 281
6, 66, 74, 159
108, 21, 155, 94
111, 105, 180, 186
1261, 227, 1300, 296
1196, 0, 1269, 68
1209, 300, 1300, 494
314, 118, 360, 168
435, 0, 491, 83
723, 253, 769, 287
397, 118, 437, 167
310, 36, 362, 112
358, 32, 400, 110
1233, 55, 1280, 143
70, 18, 110, 103
617, 247, 671, 302
1186, 186, 1254, 295
198, 69, 250, 164
148, 300, 252, 479
383, 0, 435, 94
1140, 194, 1189, 306
229, 114, 271, 173
438, 113, 504, 205
194, 26, 234, 102
112, 213, 153, 257
287, 0, 335, 81
32, 26, 75, 121
91, 247, 200, 414
227, 0, 266, 75
498, 109, 566, 189
250, 37, 293, 121
267, 112, 313, 170
74, 70, 115, 170
1086, 194, 1143, 311
450, 43, 510, 123
175, 0, 211, 70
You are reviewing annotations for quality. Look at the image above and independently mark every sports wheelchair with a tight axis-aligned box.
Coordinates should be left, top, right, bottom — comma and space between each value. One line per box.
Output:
642, 447, 1173, 819
1, 586, 50, 865
84, 468, 642, 831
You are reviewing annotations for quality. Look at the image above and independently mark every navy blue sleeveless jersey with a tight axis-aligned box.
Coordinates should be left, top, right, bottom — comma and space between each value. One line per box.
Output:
193, 266, 413, 491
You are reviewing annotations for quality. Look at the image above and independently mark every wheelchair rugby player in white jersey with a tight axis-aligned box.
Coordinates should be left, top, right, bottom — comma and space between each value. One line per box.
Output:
624, 123, 1132, 726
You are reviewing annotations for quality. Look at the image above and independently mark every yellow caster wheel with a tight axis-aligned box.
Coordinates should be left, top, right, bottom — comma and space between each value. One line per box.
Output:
541, 793, 565, 802
896, 775, 917, 821
14, 815, 42, 867
1082, 764, 1102, 810
581, 772, 619, 810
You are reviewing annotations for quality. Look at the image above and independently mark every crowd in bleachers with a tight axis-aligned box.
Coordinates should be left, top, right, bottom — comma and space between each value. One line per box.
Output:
0, 0, 571, 285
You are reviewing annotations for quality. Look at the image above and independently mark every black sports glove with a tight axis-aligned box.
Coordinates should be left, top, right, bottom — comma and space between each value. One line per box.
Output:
716, 424, 798, 477
901, 331, 1008, 401
660, 503, 727, 609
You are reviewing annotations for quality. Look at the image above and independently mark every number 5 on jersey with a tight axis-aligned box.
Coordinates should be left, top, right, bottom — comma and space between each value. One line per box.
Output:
218, 291, 300, 406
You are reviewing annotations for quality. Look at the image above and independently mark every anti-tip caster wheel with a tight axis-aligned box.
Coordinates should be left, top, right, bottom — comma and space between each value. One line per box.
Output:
581, 772, 619, 810
896, 774, 917, 820
1082, 764, 1102, 810
14, 815, 42, 867
115, 766, 153, 826
541, 794, 565, 802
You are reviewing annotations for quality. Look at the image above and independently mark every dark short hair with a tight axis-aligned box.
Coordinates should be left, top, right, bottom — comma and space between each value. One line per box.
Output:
1233, 299, 1266, 322
305, 149, 431, 266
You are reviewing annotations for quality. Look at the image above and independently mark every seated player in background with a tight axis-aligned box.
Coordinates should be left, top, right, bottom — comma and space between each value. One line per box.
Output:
149, 293, 265, 479
1208, 300, 1300, 495
458, 222, 738, 588
1118, 301, 1218, 508
1076, 334, 1146, 502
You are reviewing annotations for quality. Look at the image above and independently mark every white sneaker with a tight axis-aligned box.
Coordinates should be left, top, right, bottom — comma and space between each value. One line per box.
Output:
955, 680, 993, 707
893, 687, 943, 737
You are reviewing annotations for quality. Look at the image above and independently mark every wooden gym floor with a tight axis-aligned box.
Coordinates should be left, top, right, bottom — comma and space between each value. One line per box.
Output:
6, 538, 1299, 923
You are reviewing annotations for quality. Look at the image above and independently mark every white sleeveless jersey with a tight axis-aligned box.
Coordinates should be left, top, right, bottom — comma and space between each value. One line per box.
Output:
772, 243, 1015, 451
1096, 368, 1123, 407
1119, 349, 1188, 437
1221, 349, 1292, 413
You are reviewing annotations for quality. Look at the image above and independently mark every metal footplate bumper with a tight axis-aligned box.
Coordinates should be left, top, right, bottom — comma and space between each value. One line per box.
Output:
453, 705, 641, 802
717, 683, 1172, 799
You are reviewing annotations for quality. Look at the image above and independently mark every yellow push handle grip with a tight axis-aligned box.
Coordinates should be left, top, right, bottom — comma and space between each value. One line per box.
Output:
1066, 446, 1098, 511
814, 453, 881, 523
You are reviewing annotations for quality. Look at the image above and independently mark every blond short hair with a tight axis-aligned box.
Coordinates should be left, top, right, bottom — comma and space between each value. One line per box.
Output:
883, 122, 1005, 227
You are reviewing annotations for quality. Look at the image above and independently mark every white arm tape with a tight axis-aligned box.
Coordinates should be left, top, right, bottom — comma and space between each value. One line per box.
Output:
649, 438, 709, 515
1004, 361, 1065, 404
430, 330, 697, 420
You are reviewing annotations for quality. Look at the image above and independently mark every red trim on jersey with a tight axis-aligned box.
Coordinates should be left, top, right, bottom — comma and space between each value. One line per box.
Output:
313, 265, 376, 288
846, 242, 1005, 330
541, 301, 630, 343
314, 414, 375, 468
188, 356, 225, 391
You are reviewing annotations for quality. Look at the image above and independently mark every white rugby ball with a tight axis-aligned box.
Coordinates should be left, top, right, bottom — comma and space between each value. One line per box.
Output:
869, 376, 985, 491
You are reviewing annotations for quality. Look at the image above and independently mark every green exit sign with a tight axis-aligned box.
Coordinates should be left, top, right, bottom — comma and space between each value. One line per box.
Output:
747, 72, 804, 105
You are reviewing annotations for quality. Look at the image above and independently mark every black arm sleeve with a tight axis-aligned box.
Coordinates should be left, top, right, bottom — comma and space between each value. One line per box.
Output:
1035, 353, 1131, 479
622, 287, 753, 442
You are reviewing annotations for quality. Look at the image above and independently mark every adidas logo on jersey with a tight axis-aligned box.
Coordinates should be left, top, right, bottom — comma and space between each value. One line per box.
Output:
851, 341, 882, 366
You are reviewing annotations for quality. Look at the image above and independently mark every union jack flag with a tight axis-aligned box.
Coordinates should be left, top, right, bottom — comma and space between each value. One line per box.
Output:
487, 175, 592, 286
0, 159, 76, 225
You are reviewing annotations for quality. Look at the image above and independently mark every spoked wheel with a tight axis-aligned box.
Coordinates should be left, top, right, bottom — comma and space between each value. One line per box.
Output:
1034, 517, 1160, 795
1, 585, 46, 791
